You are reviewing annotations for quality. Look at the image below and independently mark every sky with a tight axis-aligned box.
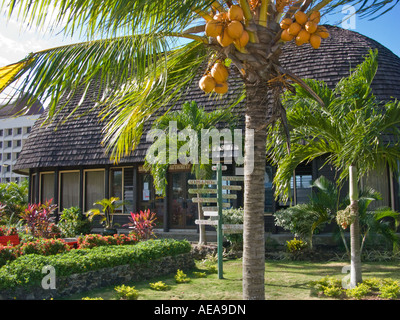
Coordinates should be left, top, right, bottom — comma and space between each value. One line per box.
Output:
0, 4, 399, 102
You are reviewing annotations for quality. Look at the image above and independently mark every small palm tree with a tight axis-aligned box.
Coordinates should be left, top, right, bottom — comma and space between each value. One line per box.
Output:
86, 197, 126, 234
144, 100, 237, 244
267, 49, 400, 287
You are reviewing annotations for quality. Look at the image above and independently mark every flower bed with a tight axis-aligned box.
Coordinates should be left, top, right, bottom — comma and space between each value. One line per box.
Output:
0, 239, 193, 299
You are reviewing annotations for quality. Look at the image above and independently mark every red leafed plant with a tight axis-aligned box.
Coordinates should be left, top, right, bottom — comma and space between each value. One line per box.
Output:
20, 199, 60, 239
123, 209, 157, 241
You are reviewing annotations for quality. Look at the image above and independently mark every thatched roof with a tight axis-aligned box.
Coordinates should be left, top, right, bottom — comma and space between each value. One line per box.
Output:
14, 25, 400, 172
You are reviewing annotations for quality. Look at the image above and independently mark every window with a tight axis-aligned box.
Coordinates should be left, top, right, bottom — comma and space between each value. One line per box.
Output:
110, 169, 123, 213
6, 141, 11, 148
26, 127, 31, 134
16, 140, 21, 147
6, 153, 11, 160
41, 173, 55, 203
84, 170, 105, 212
60, 171, 80, 211
108, 168, 135, 213
0, 142, 2, 148
0, 130, 3, 136
264, 166, 274, 213
16, 128, 22, 135
7, 129, 12, 136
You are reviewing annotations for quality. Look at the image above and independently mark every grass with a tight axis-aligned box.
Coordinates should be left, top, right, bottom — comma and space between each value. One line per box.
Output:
62, 259, 400, 300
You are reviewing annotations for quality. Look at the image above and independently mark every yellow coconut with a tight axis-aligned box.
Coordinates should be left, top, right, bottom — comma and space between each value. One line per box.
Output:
310, 34, 321, 49
228, 5, 244, 21
316, 26, 329, 38
309, 11, 321, 24
217, 28, 234, 47
295, 38, 305, 46
280, 18, 293, 30
296, 29, 311, 43
305, 21, 318, 34
287, 22, 302, 36
281, 29, 295, 41
199, 75, 216, 93
211, 62, 229, 83
234, 30, 249, 48
227, 20, 244, 39
214, 82, 228, 94
294, 11, 308, 25
205, 20, 223, 37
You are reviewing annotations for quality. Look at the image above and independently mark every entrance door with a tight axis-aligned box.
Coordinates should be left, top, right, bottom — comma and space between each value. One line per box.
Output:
138, 174, 165, 228
169, 172, 197, 229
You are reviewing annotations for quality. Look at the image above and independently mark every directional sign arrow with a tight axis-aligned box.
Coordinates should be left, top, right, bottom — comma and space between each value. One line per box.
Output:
195, 219, 218, 226
188, 179, 217, 185
203, 211, 218, 217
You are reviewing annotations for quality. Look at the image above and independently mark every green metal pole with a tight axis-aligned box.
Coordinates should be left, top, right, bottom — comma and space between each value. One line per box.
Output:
217, 163, 224, 279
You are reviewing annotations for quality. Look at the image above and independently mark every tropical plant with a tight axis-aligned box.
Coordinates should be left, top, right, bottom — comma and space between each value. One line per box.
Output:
58, 206, 91, 237
123, 209, 157, 240
86, 197, 126, 231
0, 0, 397, 300
144, 100, 237, 245
0, 180, 29, 221
267, 50, 400, 288
20, 199, 60, 239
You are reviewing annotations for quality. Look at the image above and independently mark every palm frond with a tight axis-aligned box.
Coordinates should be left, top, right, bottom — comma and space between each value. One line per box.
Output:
101, 40, 209, 162
1, 0, 214, 39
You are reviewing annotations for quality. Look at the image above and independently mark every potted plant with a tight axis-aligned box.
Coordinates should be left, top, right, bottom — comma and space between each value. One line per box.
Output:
86, 197, 126, 235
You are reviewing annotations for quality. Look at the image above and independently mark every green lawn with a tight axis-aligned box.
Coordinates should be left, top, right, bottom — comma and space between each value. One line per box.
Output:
63, 259, 400, 300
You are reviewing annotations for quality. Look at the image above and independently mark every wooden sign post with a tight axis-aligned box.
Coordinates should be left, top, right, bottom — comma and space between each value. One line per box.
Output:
189, 165, 243, 280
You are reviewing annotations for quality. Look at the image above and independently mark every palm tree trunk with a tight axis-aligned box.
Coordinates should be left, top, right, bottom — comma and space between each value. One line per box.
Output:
197, 194, 206, 245
242, 82, 270, 300
349, 165, 362, 287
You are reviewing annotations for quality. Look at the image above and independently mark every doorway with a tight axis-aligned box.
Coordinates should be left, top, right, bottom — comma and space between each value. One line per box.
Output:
169, 171, 197, 229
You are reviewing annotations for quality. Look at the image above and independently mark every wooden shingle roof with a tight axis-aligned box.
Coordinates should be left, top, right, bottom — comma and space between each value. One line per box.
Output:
14, 25, 400, 171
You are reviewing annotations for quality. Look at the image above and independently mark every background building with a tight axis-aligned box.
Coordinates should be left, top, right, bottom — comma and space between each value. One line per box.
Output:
0, 96, 43, 183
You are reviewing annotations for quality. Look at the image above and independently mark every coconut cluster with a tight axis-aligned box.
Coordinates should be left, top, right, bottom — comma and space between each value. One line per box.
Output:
200, 4, 249, 95
199, 62, 229, 94
280, 11, 329, 49
205, 5, 249, 50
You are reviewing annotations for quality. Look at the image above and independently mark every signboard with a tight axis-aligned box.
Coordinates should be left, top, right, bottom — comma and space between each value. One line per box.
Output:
222, 185, 242, 191
192, 194, 237, 203
188, 188, 217, 194
188, 179, 217, 185
212, 165, 227, 171
203, 211, 218, 217
222, 176, 244, 182
195, 219, 218, 226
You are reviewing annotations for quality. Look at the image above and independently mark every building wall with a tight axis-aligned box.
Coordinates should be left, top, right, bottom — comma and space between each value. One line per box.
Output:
0, 114, 41, 183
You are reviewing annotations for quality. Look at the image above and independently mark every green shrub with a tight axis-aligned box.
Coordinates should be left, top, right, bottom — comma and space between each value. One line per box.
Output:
286, 238, 308, 253
149, 281, 170, 291
114, 284, 139, 300
58, 207, 91, 237
346, 283, 371, 300
175, 269, 190, 283
0, 239, 191, 290
77, 233, 138, 249
0, 246, 16, 266
323, 285, 344, 297
220, 208, 244, 248
193, 271, 207, 278
378, 279, 400, 299
82, 297, 104, 300
17, 238, 70, 256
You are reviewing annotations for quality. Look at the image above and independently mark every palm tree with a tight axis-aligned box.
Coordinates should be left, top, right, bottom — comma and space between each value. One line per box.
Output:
0, 0, 397, 300
144, 100, 237, 244
267, 49, 400, 288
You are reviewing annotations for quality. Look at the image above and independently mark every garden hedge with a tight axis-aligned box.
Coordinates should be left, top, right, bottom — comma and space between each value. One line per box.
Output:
0, 238, 192, 296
